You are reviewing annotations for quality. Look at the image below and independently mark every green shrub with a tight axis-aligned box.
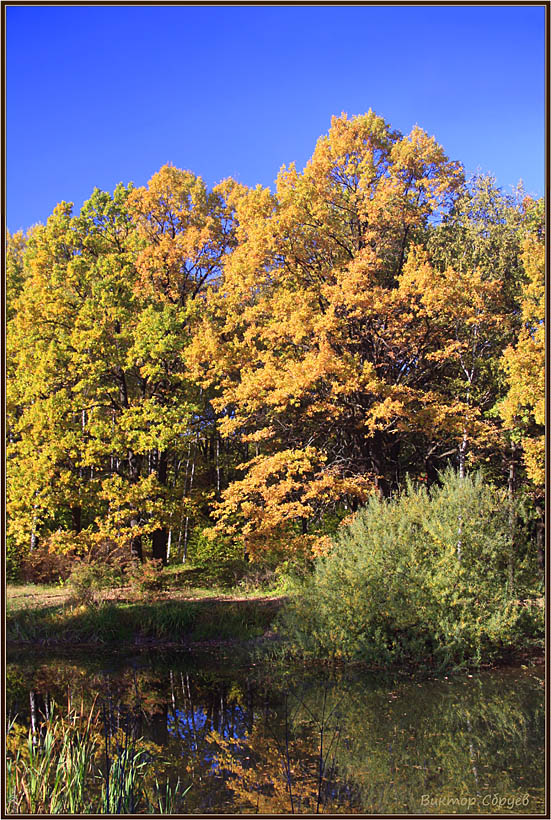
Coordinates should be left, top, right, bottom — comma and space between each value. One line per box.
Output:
281, 469, 543, 670
188, 529, 243, 565
237, 554, 312, 594
6, 536, 22, 582
68, 561, 121, 607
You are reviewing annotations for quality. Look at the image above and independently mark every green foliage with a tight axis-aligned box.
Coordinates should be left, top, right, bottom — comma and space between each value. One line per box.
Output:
236, 553, 314, 595
68, 561, 121, 607
188, 528, 243, 566
100, 743, 148, 813
179, 528, 252, 588
281, 469, 543, 669
148, 778, 191, 814
182, 532, 308, 593
6, 705, 97, 814
6, 536, 22, 582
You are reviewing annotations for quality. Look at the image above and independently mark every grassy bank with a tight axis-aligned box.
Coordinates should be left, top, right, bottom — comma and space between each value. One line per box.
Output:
6, 579, 543, 671
6, 584, 285, 649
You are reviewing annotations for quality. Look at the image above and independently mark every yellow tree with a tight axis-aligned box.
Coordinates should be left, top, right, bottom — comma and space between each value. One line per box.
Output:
498, 207, 545, 570
7, 168, 236, 569
500, 222, 545, 488
7, 192, 142, 561
189, 111, 466, 556
122, 165, 236, 562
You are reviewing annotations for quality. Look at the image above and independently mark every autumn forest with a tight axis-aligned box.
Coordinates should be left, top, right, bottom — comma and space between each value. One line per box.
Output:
6, 110, 544, 591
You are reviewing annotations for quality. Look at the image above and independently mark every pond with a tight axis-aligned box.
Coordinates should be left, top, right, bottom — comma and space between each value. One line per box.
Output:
6, 649, 545, 814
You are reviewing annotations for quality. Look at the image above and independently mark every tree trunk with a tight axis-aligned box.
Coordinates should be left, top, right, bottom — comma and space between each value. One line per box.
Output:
151, 527, 168, 565
370, 431, 390, 498
128, 448, 143, 561
456, 432, 469, 562
458, 431, 467, 479
129, 517, 143, 562
182, 445, 196, 564
456, 517, 463, 563
150, 450, 169, 565
535, 505, 545, 579
71, 505, 82, 534
536, 522, 545, 577
215, 431, 221, 500
128, 449, 141, 483
425, 454, 440, 488
507, 443, 517, 593
30, 501, 39, 551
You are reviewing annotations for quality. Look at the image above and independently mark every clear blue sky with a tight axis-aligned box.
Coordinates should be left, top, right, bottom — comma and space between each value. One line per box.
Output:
6, 4, 546, 232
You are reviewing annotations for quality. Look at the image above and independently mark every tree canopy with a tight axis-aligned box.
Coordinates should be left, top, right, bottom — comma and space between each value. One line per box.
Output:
6, 112, 544, 575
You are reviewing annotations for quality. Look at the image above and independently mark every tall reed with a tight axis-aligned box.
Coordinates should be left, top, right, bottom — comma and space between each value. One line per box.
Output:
6, 699, 188, 814
6, 702, 97, 813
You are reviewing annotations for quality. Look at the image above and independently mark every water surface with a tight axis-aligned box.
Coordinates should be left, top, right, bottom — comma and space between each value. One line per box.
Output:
6, 649, 545, 814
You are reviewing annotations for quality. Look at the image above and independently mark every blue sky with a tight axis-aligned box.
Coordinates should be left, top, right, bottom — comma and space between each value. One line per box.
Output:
6, 4, 546, 232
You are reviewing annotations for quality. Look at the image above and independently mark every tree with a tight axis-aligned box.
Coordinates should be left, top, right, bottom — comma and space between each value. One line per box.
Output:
425, 174, 532, 480
497, 200, 545, 572
7, 168, 236, 568
499, 203, 545, 489
7, 190, 138, 559
7, 114, 542, 580
6, 229, 29, 321
190, 111, 476, 555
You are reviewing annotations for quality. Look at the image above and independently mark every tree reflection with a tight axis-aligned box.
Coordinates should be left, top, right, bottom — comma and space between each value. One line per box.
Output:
6, 655, 544, 814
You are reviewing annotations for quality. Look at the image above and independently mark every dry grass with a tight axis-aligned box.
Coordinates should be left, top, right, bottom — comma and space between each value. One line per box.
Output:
6, 582, 287, 612
6, 584, 70, 612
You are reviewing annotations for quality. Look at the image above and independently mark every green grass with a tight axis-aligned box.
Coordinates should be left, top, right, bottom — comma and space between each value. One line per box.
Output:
6, 591, 282, 648
162, 559, 294, 597
6, 584, 69, 613
7, 556, 291, 606
5, 562, 287, 651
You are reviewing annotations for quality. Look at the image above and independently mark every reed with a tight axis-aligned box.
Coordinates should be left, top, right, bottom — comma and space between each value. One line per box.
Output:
6, 703, 97, 813
6, 700, 189, 814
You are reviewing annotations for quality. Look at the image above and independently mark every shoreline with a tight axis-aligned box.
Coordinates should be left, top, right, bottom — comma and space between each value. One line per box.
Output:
6, 631, 544, 677
6, 588, 544, 675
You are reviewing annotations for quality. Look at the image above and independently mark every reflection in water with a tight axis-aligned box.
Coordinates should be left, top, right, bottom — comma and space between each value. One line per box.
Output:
6, 652, 545, 814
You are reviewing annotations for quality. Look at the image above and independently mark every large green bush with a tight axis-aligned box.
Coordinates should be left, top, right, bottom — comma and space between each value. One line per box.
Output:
281, 470, 542, 669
